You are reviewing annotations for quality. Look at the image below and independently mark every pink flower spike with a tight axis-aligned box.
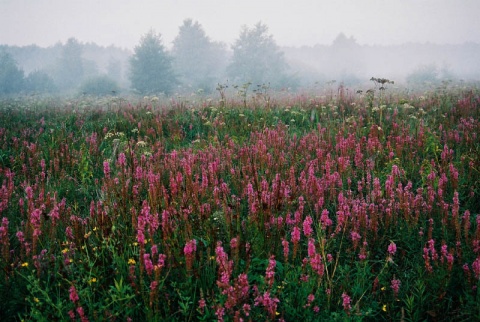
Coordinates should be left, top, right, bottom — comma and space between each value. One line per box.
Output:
69, 285, 79, 303
388, 242, 397, 255
391, 278, 401, 296
341, 292, 351, 311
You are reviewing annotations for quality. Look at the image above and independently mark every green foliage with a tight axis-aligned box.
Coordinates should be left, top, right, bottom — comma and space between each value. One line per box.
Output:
172, 19, 227, 93
129, 30, 177, 95
0, 51, 24, 95
53, 38, 85, 91
24, 70, 57, 93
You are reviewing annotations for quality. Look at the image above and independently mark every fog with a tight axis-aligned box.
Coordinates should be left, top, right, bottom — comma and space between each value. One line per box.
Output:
1, 0, 480, 95
2, 0, 480, 48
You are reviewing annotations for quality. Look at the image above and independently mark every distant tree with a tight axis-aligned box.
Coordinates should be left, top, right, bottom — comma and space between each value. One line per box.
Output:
227, 23, 289, 88
172, 19, 227, 92
55, 38, 85, 91
0, 51, 24, 95
79, 75, 119, 96
82, 59, 99, 80
129, 30, 177, 95
107, 58, 122, 82
24, 70, 57, 93
328, 33, 364, 81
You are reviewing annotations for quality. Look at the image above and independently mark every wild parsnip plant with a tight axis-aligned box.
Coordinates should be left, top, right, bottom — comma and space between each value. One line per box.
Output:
0, 86, 479, 321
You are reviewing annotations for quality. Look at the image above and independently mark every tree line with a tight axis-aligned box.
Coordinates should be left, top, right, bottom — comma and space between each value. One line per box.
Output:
0, 20, 291, 96
2, 19, 480, 97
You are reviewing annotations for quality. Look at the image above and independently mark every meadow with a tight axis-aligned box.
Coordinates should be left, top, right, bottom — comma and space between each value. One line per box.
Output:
0, 84, 479, 321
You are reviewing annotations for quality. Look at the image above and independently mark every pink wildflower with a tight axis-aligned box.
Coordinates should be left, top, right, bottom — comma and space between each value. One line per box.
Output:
184, 239, 197, 272
308, 238, 316, 258
215, 306, 225, 322
144, 253, 154, 275
103, 161, 110, 178
69, 285, 79, 303
243, 303, 251, 316
117, 152, 126, 167
150, 281, 158, 291
292, 226, 300, 243
198, 298, 206, 314
65, 226, 74, 240
230, 237, 238, 249
388, 242, 397, 256
303, 215, 313, 237
76, 306, 89, 322
320, 209, 332, 229
265, 255, 276, 288
281, 238, 289, 260
310, 253, 324, 276
391, 279, 401, 296
341, 292, 351, 311
304, 293, 315, 308
254, 291, 280, 319
473, 257, 480, 280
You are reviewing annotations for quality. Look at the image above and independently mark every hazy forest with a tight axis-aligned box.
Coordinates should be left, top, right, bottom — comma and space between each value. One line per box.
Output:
1, 20, 480, 97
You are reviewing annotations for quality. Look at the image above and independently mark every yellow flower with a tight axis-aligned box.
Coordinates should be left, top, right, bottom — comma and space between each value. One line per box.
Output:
128, 258, 136, 265
62, 248, 69, 254
89, 278, 97, 283
209, 256, 215, 261
132, 242, 138, 247
93, 227, 98, 232
34, 297, 40, 303
21, 262, 29, 267
381, 286, 386, 291
382, 304, 387, 312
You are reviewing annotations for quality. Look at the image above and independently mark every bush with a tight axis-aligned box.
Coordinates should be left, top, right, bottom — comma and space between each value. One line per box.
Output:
406, 64, 439, 86
24, 70, 57, 93
79, 75, 120, 96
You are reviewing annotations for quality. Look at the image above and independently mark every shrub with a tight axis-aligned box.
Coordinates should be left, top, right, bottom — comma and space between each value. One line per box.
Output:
79, 75, 120, 96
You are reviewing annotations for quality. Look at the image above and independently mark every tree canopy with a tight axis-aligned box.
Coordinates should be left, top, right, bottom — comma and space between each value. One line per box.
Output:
0, 51, 24, 95
172, 19, 227, 92
54, 38, 85, 91
129, 30, 177, 95
227, 23, 290, 88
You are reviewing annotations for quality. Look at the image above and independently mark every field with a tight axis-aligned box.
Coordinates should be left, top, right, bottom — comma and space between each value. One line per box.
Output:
0, 85, 479, 321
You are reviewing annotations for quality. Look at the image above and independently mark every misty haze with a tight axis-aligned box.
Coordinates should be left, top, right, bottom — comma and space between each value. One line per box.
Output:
1, 1, 480, 321
1, 0, 480, 96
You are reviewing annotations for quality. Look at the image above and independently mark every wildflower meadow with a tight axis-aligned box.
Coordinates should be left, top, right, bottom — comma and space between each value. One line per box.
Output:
0, 84, 479, 321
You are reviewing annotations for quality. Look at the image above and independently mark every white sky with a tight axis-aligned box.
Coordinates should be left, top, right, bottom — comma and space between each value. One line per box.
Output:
1, 0, 479, 49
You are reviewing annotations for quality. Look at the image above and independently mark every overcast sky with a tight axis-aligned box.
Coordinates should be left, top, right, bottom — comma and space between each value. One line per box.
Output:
1, 0, 479, 49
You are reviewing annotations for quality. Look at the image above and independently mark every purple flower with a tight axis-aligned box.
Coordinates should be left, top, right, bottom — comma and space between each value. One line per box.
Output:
388, 242, 397, 255
391, 279, 401, 296
69, 285, 79, 303
341, 292, 351, 311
